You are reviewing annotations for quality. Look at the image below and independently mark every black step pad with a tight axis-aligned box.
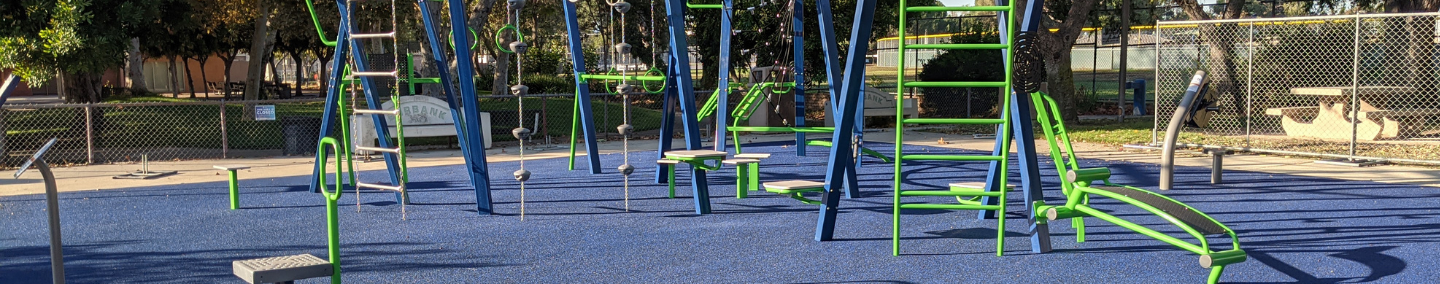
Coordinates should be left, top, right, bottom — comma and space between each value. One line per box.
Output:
1090, 186, 1228, 235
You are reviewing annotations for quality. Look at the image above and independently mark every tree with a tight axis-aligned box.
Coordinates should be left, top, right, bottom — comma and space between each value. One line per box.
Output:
919, 24, 1005, 118
1031, 0, 1100, 122
1, 0, 159, 103
1176, 0, 1245, 121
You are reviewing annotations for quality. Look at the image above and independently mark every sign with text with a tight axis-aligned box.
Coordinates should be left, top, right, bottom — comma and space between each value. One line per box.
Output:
255, 105, 276, 121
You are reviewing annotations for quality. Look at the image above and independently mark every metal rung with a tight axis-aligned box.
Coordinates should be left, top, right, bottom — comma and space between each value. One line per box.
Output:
898, 203, 1002, 210
905, 43, 1010, 50
350, 71, 398, 78
901, 118, 1005, 125
905, 6, 1010, 12
356, 146, 401, 154
356, 182, 404, 191
898, 190, 1002, 197
901, 81, 1008, 88
353, 109, 400, 115
900, 154, 1004, 162
351, 32, 396, 39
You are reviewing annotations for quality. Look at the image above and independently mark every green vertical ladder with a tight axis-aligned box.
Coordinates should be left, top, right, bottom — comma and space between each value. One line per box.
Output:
341, 0, 411, 220
891, 1, 1018, 256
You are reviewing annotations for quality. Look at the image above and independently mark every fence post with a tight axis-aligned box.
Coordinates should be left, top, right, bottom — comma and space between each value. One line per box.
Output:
1245, 20, 1255, 147
221, 99, 229, 159
1349, 14, 1361, 159
85, 105, 94, 164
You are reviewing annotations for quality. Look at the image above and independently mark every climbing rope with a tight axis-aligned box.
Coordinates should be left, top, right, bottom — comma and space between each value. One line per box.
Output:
503, 0, 534, 220
611, 0, 636, 212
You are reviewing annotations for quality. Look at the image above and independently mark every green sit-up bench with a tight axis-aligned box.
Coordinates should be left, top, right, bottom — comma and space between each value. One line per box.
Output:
1030, 91, 1246, 284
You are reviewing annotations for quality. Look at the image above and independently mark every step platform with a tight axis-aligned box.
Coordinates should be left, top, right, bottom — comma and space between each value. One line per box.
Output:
233, 254, 333, 284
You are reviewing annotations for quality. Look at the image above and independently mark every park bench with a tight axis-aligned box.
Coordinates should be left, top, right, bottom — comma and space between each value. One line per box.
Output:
351, 95, 491, 155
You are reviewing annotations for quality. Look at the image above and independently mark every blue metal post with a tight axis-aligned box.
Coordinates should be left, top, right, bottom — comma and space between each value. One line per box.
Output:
816, 0, 876, 241
815, 0, 859, 199
791, 0, 807, 156
421, 0, 491, 213
978, 3, 1013, 220
662, 0, 712, 214
309, 7, 353, 194
562, 0, 605, 174
1016, 0, 1053, 253
445, 0, 494, 214
655, 63, 678, 184
0, 75, 18, 107
714, 0, 734, 152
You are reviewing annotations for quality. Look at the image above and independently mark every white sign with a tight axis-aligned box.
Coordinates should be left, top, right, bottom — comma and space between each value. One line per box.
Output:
255, 105, 276, 121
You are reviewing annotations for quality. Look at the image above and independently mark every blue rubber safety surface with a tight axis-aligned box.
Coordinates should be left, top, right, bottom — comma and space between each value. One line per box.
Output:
2, 141, 1436, 283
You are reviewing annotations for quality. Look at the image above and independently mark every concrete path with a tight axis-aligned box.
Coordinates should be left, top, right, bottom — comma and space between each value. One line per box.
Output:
4, 130, 1437, 197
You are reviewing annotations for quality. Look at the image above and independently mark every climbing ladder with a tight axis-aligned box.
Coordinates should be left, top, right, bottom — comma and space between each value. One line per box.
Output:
891, 0, 1017, 256
340, 0, 411, 218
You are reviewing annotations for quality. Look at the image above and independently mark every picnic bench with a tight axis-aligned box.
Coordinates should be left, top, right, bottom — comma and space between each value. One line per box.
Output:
1264, 86, 1436, 140
351, 95, 491, 154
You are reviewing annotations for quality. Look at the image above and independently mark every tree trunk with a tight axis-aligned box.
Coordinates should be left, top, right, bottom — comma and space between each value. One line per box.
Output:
1035, 0, 1099, 122
63, 72, 105, 104
317, 52, 332, 96
245, 2, 272, 105
126, 38, 148, 94
291, 51, 305, 97
184, 56, 198, 98
168, 55, 181, 97
468, 0, 501, 94
221, 53, 237, 99
197, 56, 211, 97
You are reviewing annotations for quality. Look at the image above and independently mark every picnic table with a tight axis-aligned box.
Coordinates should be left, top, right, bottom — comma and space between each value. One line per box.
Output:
1264, 86, 1435, 140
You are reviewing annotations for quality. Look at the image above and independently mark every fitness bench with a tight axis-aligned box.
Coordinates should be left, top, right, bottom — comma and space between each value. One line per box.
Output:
1033, 91, 1246, 284
727, 153, 772, 198
761, 180, 824, 204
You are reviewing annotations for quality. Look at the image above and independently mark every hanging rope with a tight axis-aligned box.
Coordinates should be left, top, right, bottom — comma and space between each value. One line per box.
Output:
611, 0, 636, 212
503, 0, 533, 220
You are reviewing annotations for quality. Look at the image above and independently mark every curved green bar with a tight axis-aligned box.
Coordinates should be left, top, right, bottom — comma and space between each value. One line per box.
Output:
303, 0, 338, 47
805, 140, 892, 162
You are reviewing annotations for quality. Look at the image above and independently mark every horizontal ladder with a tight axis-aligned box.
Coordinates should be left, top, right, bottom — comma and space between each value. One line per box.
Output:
899, 154, 1004, 162
904, 6, 1010, 12
900, 81, 1007, 88
901, 118, 1004, 125
906, 43, 1010, 50
897, 203, 1001, 210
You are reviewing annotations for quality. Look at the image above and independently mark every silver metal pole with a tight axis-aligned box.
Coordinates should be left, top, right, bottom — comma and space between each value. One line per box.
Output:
220, 100, 228, 159
1245, 20, 1255, 146
37, 158, 66, 284
84, 106, 93, 164
1349, 14, 1361, 159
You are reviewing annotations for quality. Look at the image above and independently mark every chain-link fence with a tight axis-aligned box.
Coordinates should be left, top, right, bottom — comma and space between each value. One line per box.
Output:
2, 91, 754, 169
1155, 13, 1440, 164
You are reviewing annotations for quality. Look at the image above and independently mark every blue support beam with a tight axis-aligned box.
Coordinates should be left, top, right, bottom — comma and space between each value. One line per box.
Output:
428, 0, 492, 214
655, 63, 678, 184
0, 75, 19, 107
561, 0, 605, 175
792, 0, 807, 156
662, 0, 713, 214
309, 6, 354, 194
978, 3, 1014, 221
814, 0, 860, 199
714, 0, 734, 152
440, 0, 495, 214
816, 0, 876, 241
1017, 0, 1053, 253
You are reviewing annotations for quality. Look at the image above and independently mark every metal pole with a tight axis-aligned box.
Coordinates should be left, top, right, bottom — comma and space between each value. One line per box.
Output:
1245, 20, 1255, 146
1118, 0, 1131, 122
84, 106, 93, 164
220, 100, 229, 159
1349, 14, 1361, 159
37, 158, 66, 284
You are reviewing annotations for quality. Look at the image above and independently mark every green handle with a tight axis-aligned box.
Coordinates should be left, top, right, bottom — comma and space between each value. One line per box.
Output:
495, 24, 524, 53
317, 137, 343, 284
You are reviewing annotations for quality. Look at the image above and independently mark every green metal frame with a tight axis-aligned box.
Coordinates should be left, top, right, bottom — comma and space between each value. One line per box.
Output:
226, 170, 242, 210
892, 0, 1017, 257
317, 137, 344, 284
1028, 92, 1245, 284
